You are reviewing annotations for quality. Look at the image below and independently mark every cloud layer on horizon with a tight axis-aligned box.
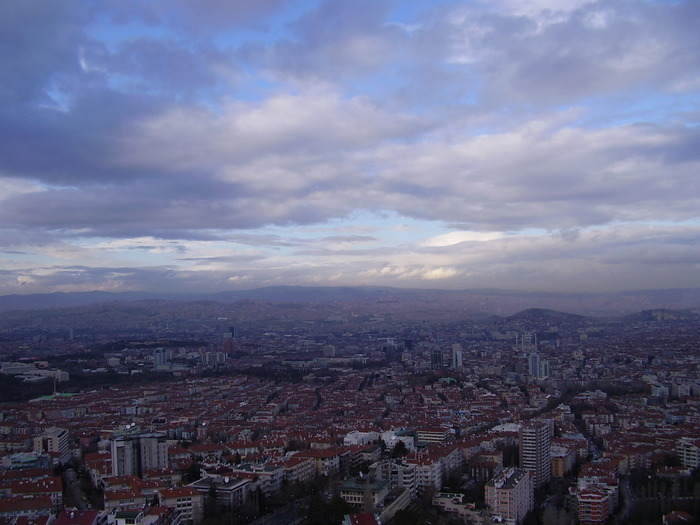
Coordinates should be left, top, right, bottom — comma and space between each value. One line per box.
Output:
1, 0, 699, 295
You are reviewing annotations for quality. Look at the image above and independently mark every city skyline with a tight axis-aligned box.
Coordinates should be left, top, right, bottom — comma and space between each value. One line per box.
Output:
1, 0, 699, 296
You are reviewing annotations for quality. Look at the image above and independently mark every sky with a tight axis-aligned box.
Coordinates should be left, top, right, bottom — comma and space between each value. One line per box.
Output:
1, 0, 699, 296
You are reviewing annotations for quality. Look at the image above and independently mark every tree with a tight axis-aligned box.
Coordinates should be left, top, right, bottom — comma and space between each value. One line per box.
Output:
303, 493, 353, 525
391, 440, 408, 458
327, 494, 354, 523
184, 462, 201, 483
203, 481, 219, 519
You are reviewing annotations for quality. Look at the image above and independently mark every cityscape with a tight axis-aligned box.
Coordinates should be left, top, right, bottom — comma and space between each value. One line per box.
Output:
1, 1, 699, 523
1, 287, 699, 525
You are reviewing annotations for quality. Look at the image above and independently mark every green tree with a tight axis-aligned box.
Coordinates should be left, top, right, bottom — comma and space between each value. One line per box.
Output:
304, 494, 354, 525
203, 482, 219, 519
184, 462, 201, 483
391, 440, 408, 458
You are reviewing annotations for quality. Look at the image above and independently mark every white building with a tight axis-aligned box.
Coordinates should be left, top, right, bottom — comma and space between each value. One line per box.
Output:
678, 437, 700, 469
370, 459, 416, 495
110, 428, 168, 477
344, 430, 380, 446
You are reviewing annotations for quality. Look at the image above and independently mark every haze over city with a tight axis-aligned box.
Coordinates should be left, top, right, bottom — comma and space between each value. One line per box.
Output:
1, 0, 699, 296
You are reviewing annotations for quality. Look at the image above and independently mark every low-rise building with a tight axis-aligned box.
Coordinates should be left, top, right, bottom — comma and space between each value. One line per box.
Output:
187, 476, 249, 510
104, 489, 147, 515
158, 487, 203, 525
370, 459, 416, 495
677, 437, 700, 469
339, 477, 390, 510
432, 492, 482, 522
9, 477, 63, 513
295, 448, 341, 477
268, 456, 315, 485
0, 495, 54, 520
551, 444, 576, 478
229, 464, 283, 496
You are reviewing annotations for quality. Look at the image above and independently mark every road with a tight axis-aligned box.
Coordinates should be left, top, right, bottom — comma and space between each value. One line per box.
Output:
614, 476, 634, 523
62, 468, 89, 511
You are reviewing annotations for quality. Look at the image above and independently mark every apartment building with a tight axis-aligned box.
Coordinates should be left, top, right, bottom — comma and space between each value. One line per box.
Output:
158, 487, 203, 525
111, 429, 169, 477
519, 421, 551, 489
677, 437, 700, 469
485, 468, 534, 525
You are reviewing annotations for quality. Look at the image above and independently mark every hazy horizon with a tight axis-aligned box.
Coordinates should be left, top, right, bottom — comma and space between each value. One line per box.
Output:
2, 285, 700, 319
2, 282, 700, 298
1, 0, 699, 296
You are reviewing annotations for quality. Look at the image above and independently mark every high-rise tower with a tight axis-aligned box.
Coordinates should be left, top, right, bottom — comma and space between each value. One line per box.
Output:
451, 344, 463, 369
519, 420, 551, 489
153, 347, 168, 368
528, 352, 540, 378
431, 349, 443, 368
528, 352, 549, 379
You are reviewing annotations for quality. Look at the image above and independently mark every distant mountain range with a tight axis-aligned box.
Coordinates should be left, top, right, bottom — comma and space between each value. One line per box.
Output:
0, 287, 401, 312
0, 286, 699, 317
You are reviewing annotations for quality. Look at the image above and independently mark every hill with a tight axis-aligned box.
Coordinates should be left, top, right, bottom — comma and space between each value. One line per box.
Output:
0, 286, 699, 318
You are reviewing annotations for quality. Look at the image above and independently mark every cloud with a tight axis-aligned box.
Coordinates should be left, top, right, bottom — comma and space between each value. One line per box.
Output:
0, 0, 699, 295
423, 231, 505, 247
95, 0, 292, 35
552, 229, 581, 242
375, 119, 700, 230
444, 0, 700, 106
1, 223, 699, 294
0, 0, 87, 105
106, 37, 239, 99
248, 0, 407, 83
